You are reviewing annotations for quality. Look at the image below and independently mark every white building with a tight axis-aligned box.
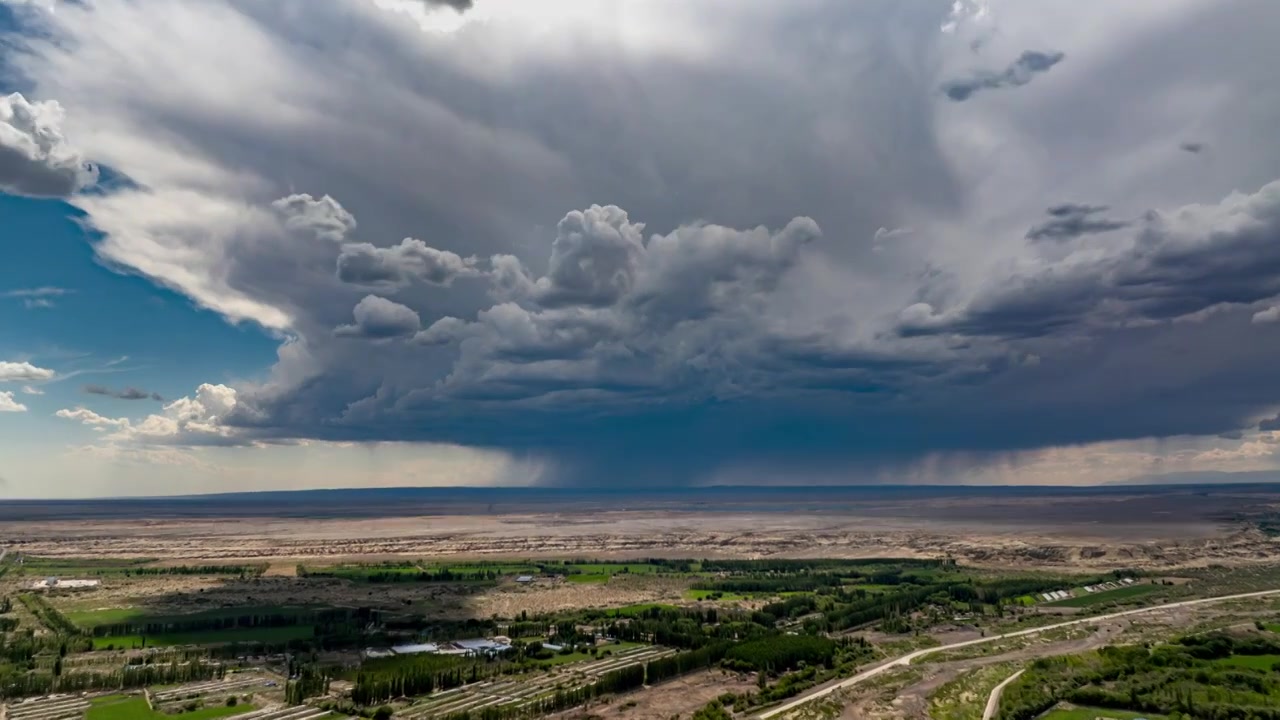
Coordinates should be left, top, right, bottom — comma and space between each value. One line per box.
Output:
30, 577, 100, 590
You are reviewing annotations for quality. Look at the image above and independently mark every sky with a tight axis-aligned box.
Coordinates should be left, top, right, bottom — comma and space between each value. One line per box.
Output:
3, 0, 1280, 498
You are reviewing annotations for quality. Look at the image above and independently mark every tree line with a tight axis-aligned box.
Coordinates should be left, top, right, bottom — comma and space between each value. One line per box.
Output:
124, 564, 267, 577
1, 658, 224, 699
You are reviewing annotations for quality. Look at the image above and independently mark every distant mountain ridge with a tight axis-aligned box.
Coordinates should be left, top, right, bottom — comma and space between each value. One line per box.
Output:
4, 481, 1280, 522
1106, 470, 1280, 486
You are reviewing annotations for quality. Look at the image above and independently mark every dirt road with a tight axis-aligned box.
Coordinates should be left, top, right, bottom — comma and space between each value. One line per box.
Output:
756, 588, 1280, 719
982, 669, 1024, 720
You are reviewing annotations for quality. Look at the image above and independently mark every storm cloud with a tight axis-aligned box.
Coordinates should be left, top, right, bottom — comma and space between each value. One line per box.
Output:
8, 0, 1280, 487
902, 180, 1280, 340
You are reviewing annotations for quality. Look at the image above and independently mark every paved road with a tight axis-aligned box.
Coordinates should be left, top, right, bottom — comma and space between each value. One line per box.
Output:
757, 587, 1280, 719
982, 668, 1025, 720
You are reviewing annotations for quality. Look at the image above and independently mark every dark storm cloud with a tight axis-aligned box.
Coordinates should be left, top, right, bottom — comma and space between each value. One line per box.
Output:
1180, 141, 1206, 154
83, 384, 163, 401
1025, 203, 1130, 242
901, 179, 1280, 339
941, 50, 1065, 101
19, 0, 1280, 487
1260, 415, 1280, 432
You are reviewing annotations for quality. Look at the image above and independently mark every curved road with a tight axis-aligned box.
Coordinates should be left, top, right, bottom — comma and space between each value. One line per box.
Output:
982, 668, 1025, 720
757, 587, 1280, 719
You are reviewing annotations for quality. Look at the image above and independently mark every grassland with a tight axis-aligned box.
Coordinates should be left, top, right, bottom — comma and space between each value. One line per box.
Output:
91, 624, 316, 649
87, 695, 254, 720
1046, 583, 1163, 608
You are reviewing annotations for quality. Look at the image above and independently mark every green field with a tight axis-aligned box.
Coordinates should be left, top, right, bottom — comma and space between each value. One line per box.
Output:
1039, 706, 1166, 720
607, 603, 680, 617
87, 695, 254, 720
1046, 584, 1161, 608
566, 574, 610, 584
91, 624, 315, 649
1216, 653, 1280, 670
66, 604, 315, 629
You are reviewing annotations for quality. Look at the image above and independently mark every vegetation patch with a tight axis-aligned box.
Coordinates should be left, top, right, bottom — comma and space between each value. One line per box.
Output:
929, 662, 1018, 720
994, 632, 1280, 720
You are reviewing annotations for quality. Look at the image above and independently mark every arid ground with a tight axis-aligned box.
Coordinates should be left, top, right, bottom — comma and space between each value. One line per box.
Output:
2, 485, 1278, 570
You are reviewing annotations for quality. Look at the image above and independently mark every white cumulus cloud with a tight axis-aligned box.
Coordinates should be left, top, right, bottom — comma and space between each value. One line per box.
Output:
0, 361, 56, 383
0, 391, 28, 413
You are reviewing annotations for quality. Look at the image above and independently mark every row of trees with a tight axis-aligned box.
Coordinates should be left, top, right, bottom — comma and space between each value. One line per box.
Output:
125, 564, 267, 577
352, 654, 490, 705
18, 594, 81, 636
0, 596, 16, 633
286, 665, 332, 705
1, 659, 224, 699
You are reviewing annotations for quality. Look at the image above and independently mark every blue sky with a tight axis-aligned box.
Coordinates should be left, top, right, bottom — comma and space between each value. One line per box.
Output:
0, 192, 280, 479
3, 0, 1280, 497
